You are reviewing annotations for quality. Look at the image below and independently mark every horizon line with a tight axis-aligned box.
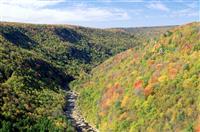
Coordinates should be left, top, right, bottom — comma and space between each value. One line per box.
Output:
1, 21, 198, 29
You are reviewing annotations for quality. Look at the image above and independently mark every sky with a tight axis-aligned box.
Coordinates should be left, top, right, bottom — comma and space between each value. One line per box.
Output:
0, 0, 199, 28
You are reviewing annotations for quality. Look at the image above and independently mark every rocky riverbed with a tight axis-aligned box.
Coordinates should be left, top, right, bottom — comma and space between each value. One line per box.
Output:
65, 91, 99, 132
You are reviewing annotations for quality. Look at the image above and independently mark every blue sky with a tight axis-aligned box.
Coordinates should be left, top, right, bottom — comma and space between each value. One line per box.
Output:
1, 0, 199, 28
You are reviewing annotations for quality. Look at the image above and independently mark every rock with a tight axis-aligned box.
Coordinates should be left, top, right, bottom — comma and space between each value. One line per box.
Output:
65, 91, 99, 132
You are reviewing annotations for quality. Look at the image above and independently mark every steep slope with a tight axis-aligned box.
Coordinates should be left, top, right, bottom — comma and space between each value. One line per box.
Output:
0, 22, 141, 77
0, 22, 170, 131
75, 22, 200, 131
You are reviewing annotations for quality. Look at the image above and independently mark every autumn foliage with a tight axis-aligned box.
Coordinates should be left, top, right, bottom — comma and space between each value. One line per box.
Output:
77, 22, 200, 131
144, 85, 153, 96
100, 83, 124, 113
134, 80, 143, 89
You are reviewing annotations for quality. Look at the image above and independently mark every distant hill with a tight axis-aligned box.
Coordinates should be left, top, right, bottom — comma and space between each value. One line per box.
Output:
0, 22, 172, 131
107, 25, 175, 39
75, 22, 200, 131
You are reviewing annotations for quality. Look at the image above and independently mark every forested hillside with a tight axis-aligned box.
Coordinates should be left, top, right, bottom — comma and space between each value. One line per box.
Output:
74, 22, 200, 131
108, 26, 174, 40
0, 22, 171, 131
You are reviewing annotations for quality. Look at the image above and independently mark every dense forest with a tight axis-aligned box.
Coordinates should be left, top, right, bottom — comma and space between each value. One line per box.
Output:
74, 22, 200, 131
0, 22, 171, 131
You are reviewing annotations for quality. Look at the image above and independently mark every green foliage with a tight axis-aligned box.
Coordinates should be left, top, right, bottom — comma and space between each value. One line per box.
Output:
0, 21, 179, 131
1, 22, 167, 131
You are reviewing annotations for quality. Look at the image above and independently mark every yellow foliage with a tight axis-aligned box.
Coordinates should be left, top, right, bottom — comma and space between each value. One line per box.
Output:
121, 95, 129, 107
101, 122, 109, 131
146, 127, 156, 132
182, 78, 194, 88
55, 120, 65, 128
104, 93, 120, 107
168, 62, 176, 69
190, 51, 200, 59
187, 108, 193, 116
99, 111, 106, 117
151, 43, 160, 52
158, 75, 168, 83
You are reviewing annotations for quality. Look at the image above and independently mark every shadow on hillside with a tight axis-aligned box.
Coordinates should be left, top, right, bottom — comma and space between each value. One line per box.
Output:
18, 58, 74, 90
68, 47, 91, 63
1, 30, 37, 49
54, 28, 82, 43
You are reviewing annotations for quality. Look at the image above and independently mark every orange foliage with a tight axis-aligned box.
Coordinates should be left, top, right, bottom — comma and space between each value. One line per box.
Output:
133, 53, 139, 60
168, 68, 178, 79
99, 111, 106, 117
196, 117, 200, 132
167, 63, 180, 79
196, 123, 200, 132
100, 83, 124, 112
131, 53, 140, 64
144, 85, 153, 96
149, 76, 158, 84
131, 59, 136, 64
182, 43, 192, 53
156, 63, 163, 70
154, 43, 161, 50
134, 80, 143, 89
114, 82, 120, 89
148, 71, 160, 84
147, 60, 155, 66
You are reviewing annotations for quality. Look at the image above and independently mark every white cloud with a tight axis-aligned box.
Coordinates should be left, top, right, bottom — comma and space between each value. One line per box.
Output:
170, 8, 199, 17
146, 1, 170, 12
0, 0, 130, 24
2, 0, 65, 8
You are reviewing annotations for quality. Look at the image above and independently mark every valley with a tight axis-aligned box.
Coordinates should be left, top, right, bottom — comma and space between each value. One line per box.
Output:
0, 22, 199, 132
0, 22, 171, 131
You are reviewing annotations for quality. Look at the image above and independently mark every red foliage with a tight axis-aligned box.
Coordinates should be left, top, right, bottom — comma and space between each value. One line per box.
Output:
134, 80, 143, 89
